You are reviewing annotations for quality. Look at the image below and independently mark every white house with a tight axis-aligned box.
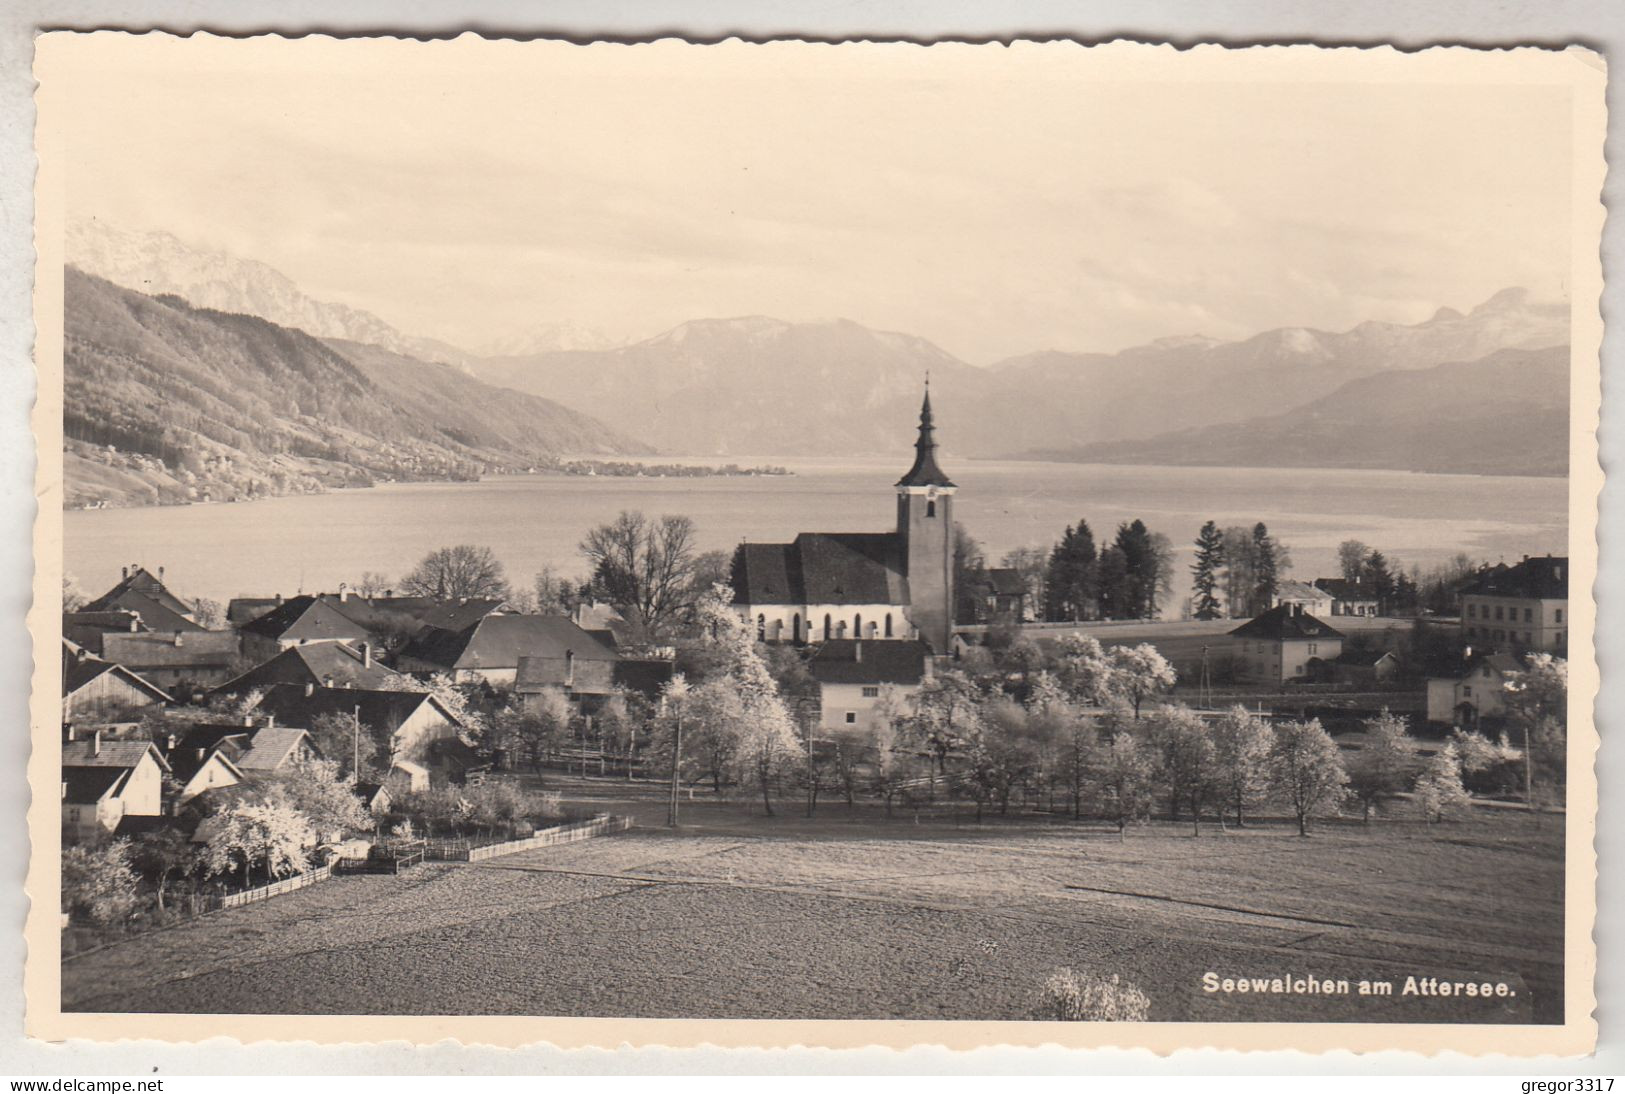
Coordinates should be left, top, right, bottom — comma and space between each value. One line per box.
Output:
1426, 652, 1523, 727
1228, 604, 1344, 685
807, 639, 935, 734
61, 731, 169, 843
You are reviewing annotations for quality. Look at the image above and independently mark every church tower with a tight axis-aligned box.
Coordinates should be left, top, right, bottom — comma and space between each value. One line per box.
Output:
896, 383, 957, 654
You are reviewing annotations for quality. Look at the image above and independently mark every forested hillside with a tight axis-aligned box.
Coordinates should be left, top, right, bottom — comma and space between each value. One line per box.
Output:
63, 268, 644, 508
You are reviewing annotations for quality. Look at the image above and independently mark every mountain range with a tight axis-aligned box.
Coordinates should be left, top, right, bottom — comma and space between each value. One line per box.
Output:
64, 223, 1572, 486
63, 268, 644, 508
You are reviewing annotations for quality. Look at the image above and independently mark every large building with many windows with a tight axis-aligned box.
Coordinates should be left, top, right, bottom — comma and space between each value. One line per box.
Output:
730, 386, 957, 654
1459, 555, 1568, 654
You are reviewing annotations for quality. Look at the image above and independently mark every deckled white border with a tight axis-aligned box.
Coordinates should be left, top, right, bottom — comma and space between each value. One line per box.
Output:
3, 12, 1612, 1072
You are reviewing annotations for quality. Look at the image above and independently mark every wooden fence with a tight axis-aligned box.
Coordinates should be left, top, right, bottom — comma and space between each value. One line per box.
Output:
428, 814, 632, 863
215, 864, 333, 909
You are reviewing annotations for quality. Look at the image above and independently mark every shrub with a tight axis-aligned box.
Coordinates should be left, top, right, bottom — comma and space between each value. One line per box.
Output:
1031, 967, 1151, 1021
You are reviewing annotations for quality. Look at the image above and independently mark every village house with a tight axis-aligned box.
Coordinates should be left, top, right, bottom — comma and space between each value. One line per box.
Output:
1228, 604, 1345, 685
209, 640, 403, 698
397, 614, 616, 686
82, 565, 202, 634
1331, 648, 1402, 687
236, 595, 377, 663
163, 740, 245, 808
1426, 651, 1523, 728
1310, 577, 1381, 617
731, 386, 956, 654
228, 589, 508, 647
1271, 580, 1335, 618
1459, 554, 1568, 653
62, 640, 169, 722
97, 628, 242, 692
513, 650, 676, 721
61, 730, 169, 843
250, 684, 464, 781
807, 639, 935, 733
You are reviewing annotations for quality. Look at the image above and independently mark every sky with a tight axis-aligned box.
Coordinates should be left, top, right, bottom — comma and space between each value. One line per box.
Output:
47, 37, 1576, 364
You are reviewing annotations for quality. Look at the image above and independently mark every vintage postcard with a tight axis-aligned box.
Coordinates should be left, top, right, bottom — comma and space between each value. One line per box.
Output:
26, 34, 1604, 1054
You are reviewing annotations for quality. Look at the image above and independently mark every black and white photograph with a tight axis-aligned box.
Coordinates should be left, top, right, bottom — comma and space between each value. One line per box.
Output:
26, 33, 1603, 1053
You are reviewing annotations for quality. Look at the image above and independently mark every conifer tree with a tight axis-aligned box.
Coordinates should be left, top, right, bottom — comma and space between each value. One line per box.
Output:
1251, 523, 1280, 616
1191, 521, 1225, 620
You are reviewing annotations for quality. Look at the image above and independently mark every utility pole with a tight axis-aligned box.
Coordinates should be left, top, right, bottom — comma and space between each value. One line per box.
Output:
352, 705, 361, 784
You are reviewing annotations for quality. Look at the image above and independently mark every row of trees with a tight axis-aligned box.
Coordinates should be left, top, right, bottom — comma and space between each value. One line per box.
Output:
1189, 521, 1292, 620
1040, 519, 1177, 622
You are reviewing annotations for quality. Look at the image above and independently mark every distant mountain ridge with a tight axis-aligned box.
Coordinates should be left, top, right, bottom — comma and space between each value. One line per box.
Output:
62, 268, 645, 508
66, 220, 479, 372
1026, 345, 1570, 476
468, 289, 1568, 464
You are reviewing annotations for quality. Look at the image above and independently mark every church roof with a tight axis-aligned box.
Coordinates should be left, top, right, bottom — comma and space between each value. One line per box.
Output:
896, 388, 955, 489
733, 533, 908, 607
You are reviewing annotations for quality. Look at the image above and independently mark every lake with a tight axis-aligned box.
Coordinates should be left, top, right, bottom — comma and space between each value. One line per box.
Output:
63, 457, 1569, 608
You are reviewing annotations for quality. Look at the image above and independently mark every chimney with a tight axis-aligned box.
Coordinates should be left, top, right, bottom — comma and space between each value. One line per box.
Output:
75, 646, 88, 664
275, 593, 283, 606
362, 643, 372, 668
65, 723, 75, 742
92, 729, 101, 756
128, 614, 140, 632
339, 582, 349, 603
264, 713, 275, 729
304, 681, 315, 697
196, 747, 206, 762
122, 566, 129, 580
159, 566, 165, 583
166, 733, 177, 752
242, 713, 255, 727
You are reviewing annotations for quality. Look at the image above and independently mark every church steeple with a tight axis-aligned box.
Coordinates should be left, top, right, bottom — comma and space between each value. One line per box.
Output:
896, 381, 956, 489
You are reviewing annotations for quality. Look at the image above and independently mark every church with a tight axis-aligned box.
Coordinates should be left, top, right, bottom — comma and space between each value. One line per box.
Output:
730, 386, 957, 654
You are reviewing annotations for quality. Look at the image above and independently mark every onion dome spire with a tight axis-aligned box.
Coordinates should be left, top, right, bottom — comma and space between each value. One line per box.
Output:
896, 378, 956, 488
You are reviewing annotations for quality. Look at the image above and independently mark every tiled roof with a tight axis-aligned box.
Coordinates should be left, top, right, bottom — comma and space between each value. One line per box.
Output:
238, 596, 375, 642
62, 765, 128, 803
1275, 580, 1327, 601
226, 597, 282, 627
1311, 578, 1380, 601
733, 533, 907, 607
210, 642, 404, 697
84, 567, 195, 621
168, 747, 244, 787
63, 736, 168, 772
85, 590, 201, 634
252, 684, 461, 734
237, 726, 317, 771
1460, 556, 1569, 600
1334, 648, 1395, 667
1229, 605, 1344, 642
809, 639, 933, 686
400, 615, 614, 672
100, 630, 240, 669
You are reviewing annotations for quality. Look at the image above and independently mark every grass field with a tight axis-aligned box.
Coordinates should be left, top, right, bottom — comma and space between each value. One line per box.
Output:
62, 787, 1563, 1024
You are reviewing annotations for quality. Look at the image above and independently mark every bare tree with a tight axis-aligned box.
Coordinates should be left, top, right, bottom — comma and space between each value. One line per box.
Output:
579, 511, 700, 638
399, 545, 511, 601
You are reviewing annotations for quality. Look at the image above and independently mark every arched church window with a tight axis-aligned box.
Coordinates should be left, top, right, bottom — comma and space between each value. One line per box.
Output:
854, 613, 862, 637
927, 499, 936, 518
824, 614, 832, 641
885, 613, 893, 637
793, 614, 802, 643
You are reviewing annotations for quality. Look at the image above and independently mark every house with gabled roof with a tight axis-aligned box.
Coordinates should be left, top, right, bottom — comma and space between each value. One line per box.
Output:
63, 609, 148, 654
209, 640, 403, 698
165, 743, 245, 807
1426, 650, 1525, 728
1272, 580, 1335, 618
1459, 554, 1568, 654
808, 638, 935, 733
83, 565, 202, 634
98, 628, 241, 692
1229, 604, 1344, 685
731, 386, 957, 653
250, 684, 463, 777
1310, 577, 1381, 617
61, 730, 170, 843
62, 641, 170, 721
237, 595, 377, 662
398, 614, 616, 685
